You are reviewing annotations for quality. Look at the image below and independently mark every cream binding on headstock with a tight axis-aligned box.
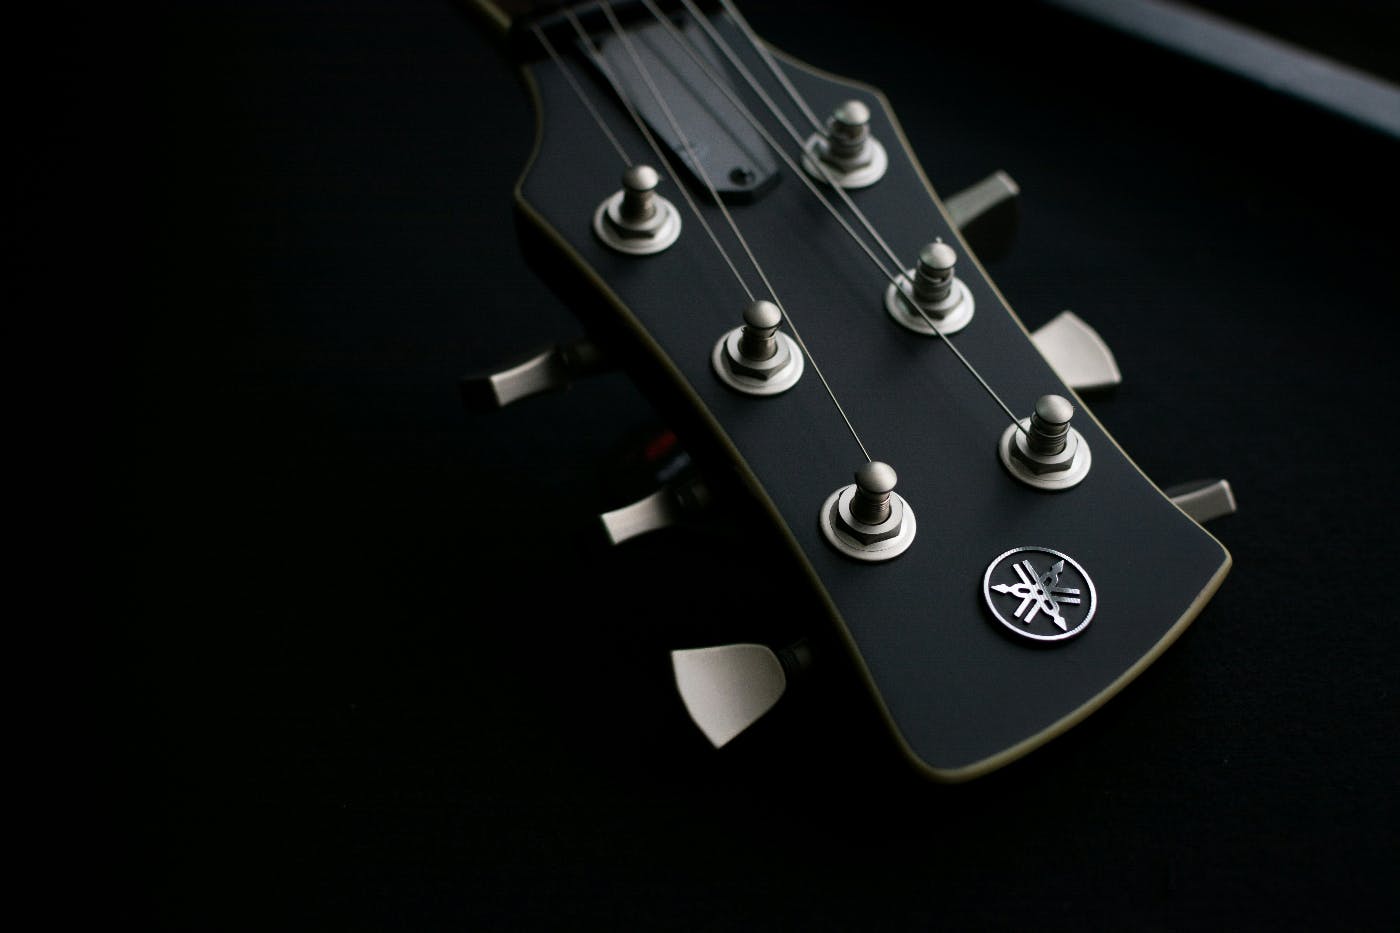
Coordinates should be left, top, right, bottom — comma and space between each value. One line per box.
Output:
461, 0, 1234, 781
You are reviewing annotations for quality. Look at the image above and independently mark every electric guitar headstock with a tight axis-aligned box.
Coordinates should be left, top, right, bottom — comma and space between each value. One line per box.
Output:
463, 0, 1233, 780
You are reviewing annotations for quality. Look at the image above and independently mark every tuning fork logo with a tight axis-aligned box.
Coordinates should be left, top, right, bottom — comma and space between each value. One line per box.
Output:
983, 548, 1097, 643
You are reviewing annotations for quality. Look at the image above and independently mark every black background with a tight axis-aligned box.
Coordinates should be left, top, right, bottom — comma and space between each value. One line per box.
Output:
99, 1, 1398, 928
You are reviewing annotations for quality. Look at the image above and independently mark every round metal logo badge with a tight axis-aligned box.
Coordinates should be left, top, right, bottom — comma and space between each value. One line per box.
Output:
983, 547, 1097, 643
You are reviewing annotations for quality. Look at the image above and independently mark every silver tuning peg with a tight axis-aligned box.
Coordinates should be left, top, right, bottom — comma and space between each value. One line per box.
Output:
944, 170, 1020, 258
599, 473, 710, 545
460, 337, 611, 411
1030, 311, 1123, 391
1165, 479, 1238, 525
670, 640, 812, 748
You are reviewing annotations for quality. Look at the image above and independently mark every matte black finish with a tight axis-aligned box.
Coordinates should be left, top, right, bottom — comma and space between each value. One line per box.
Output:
591, 18, 779, 202
516, 11, 1228, 776
123, 0, 1400, 928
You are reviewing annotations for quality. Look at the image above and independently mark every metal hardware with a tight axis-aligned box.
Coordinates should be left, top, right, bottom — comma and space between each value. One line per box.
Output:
885, 240, 976, 336
459, 337, 611, 411
802, 100, 888, 188
710, 299, 804, 396
983, 547, 1097, 643
819, 461, 917, 561
1030, 311, 1123, 391
599, 474, 709, 545
1166, 478, 1237, 524
593, 164, 682, 255
670, 640, 811, 748
945, 169, 1021, 257
999, 394, 1093, 490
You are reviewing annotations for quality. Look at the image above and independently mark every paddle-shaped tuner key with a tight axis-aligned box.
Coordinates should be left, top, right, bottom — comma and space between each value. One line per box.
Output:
671, 640, 812, 748
460, 337, 611, 411
599, 472, 710, 545
1166, 478, 1238, 525
945, 169, 1020, 258
1031, 311, 1123, 391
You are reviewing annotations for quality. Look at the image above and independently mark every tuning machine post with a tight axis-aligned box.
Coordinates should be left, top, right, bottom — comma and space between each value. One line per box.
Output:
819, 461, 917, 561
803, 100, 888, 188
999, 394, 1092, 490
711, 299, 805, 396
886, 239, 975, 336
593, 164, 682, 255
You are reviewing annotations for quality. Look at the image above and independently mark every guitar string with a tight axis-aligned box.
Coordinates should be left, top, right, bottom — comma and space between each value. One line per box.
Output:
657, 0, 1026, 424
681, 0, 908, 286
569, 4, 873, 461
553, 3, 1012, 459
593, 0, 872, 462
653, 0, 1027, 433
645, 0, 1028, 434
531, 23, 632, 167
641, 0, 900, 302
714, 0, 824, 135
541, 14, 753, 301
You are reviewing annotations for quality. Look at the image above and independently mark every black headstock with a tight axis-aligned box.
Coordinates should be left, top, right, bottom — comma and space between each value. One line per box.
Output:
472, 0, 1231, 780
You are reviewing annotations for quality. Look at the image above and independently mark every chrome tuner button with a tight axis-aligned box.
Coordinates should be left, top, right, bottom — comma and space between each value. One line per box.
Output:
802, 99, 888, 189
593, 164, 682, 255
711, 299, 804, 396
670, 640, 810, 748
1164, 478, 1237, 525
1030, 310, 1122, 391
999, 394, 1092, 491
819, 461, 917, 562
885, 238, 975, 336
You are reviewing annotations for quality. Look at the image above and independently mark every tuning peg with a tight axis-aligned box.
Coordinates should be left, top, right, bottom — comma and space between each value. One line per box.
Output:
1165, 479, 1238, 524
671, 640, 812, 748
593, 164, 682, 256
599, 472, 710, 545
1030, 311, 1122, 391
886, 240, 975, 336
819, 461, 918, 560
712, 299, 804, 395
459, 337, 611, 411
1000, 394, 1093, 490
803, 99, 889, 188
944, 170, 1020, 258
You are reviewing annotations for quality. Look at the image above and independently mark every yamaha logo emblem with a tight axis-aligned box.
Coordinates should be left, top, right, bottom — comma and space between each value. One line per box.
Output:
983, 547, 1097, 643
